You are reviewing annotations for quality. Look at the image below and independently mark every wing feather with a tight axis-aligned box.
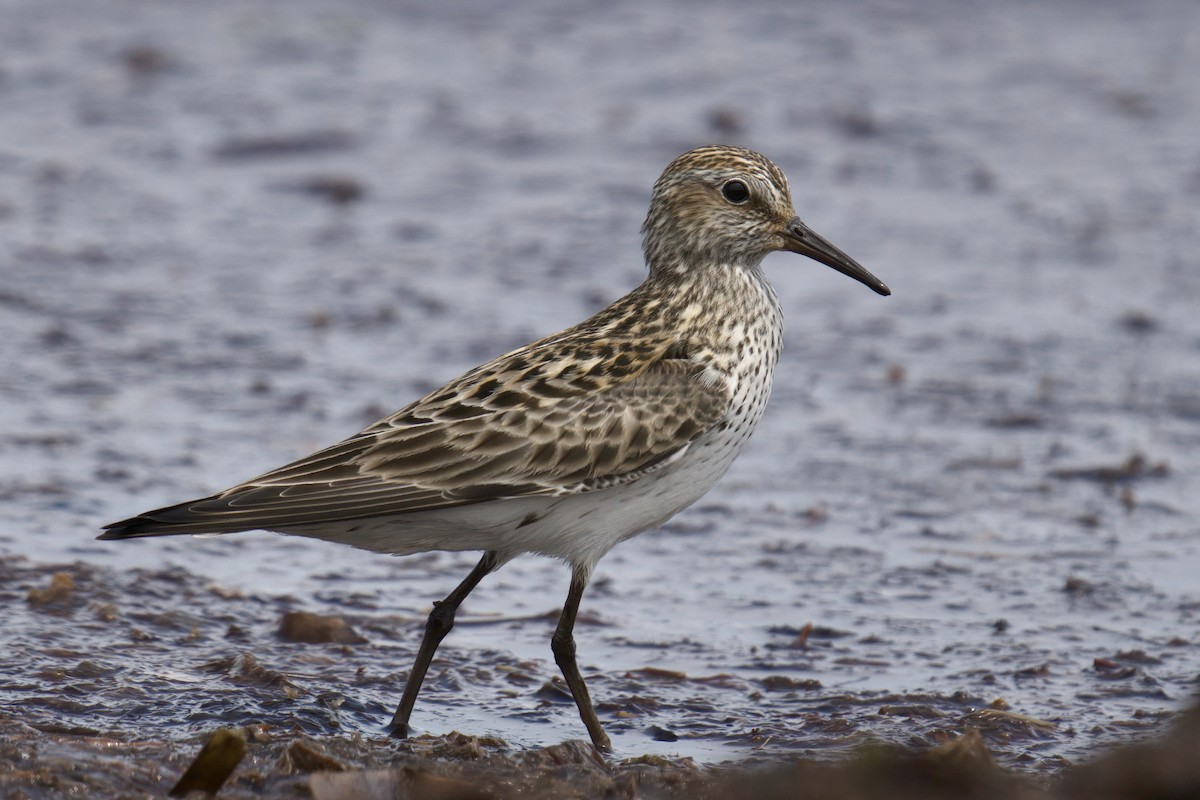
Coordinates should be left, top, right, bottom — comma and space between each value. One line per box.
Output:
101, 346, 731, 538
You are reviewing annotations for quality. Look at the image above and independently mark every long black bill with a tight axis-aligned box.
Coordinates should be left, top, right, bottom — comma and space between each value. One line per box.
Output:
784, 216, 890, 296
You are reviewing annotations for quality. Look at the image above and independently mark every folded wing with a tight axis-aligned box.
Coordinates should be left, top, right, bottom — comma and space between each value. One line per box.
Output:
100, 354, 730, 538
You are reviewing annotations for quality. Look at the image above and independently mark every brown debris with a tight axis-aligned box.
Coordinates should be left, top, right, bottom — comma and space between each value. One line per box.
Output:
26, 571, 76, 607
1049, 454, 1169, 484
122, 45, 171, 75
278, 611, 368, 644
521, 739, 606, 769
284, 740, 346, 774
761, 675, 822, 692
277, 175, 367, 206
169, 728, 247, 798
211, 130, 357, 160
626, 666, 688, 681
202, 653, 299, 696
793, 621, 815, 648
928, 728, 997, 772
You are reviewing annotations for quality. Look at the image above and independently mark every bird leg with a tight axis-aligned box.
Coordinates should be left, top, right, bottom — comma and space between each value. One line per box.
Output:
387, 550, 498, 738
551, 566, 612, 752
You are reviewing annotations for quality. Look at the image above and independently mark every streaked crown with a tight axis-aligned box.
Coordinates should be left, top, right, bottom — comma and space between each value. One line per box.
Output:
641, 145, 796, 275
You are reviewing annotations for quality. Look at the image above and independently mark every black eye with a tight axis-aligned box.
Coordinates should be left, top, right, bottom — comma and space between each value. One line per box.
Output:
721, 180, 750, 204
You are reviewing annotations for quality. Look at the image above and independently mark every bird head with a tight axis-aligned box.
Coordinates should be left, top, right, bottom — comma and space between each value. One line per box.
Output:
642, 145, 889, 296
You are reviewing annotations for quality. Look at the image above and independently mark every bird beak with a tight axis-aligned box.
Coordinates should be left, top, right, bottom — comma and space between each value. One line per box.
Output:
782, 216, 890, 296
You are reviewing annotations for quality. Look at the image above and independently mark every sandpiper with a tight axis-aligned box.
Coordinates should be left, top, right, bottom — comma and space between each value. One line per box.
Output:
101, 145, 889, 751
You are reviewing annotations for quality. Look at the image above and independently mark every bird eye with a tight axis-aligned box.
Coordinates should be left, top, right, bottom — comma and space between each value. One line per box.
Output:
721, 180, 750, 204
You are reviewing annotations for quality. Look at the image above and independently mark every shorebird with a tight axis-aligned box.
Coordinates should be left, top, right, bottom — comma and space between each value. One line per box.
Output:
100, 145, 889, 751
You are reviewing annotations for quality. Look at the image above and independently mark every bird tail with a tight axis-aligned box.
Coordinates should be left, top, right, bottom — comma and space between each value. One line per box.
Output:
98, 496, 242, 540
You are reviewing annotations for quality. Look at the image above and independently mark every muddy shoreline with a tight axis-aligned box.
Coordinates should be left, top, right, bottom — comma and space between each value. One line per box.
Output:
4, 556, 1197, 797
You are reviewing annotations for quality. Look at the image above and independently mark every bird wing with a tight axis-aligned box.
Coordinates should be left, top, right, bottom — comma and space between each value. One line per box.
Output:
105, 349, 731, 535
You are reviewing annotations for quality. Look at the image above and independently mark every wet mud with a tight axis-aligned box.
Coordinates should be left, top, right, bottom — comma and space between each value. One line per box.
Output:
2, 0, 1199, 796
4, 557, 1200, 798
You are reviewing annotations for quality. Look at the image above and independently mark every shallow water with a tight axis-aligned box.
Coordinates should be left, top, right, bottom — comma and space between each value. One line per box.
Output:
1, 0, 1199, 778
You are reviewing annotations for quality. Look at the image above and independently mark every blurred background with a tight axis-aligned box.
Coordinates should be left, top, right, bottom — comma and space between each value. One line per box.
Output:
1, 0, 1198, 767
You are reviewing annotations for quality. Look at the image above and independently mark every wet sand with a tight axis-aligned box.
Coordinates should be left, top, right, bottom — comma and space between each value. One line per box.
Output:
1, 0, 1199, 795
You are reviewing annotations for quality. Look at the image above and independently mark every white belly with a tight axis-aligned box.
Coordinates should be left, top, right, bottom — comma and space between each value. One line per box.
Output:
282, 400, 766, 575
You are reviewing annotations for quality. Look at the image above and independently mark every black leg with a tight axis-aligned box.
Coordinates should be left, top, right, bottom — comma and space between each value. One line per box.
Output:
551, 566, 612, 752
387, 551, 498, 738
